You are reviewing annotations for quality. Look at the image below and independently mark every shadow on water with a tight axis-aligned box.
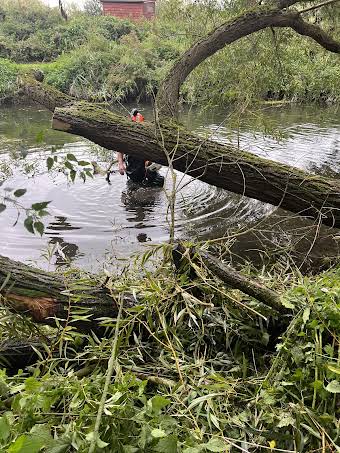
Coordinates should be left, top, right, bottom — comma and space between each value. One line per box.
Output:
0, 104, 339, 271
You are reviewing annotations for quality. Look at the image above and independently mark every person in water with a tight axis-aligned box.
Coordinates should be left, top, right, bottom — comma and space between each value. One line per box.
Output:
117, 109, 164, 187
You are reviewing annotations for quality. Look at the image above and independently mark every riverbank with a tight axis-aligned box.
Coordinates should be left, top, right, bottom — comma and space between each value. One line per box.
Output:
0, 247, 339, 452
1, 1, 340, 107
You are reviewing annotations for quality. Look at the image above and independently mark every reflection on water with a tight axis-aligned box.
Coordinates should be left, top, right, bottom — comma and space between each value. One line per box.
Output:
0, 104, 339, 271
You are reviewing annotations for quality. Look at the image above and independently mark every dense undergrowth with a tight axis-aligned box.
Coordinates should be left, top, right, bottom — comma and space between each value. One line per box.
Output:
0, 247, 339, 452
0, 0, 339, 105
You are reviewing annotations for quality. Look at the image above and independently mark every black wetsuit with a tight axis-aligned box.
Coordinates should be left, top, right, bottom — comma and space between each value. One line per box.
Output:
125, 155, 164, 187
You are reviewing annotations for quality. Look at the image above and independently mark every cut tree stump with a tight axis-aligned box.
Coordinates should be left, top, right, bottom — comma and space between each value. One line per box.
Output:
0, 255, 134, 330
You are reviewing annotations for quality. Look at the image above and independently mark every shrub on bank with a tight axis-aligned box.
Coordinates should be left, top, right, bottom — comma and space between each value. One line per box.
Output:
1, 0, 340, 106
0, 58, 18, 100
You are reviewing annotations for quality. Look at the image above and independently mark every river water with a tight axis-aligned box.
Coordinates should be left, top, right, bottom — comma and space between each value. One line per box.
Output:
0, 104, 339, 271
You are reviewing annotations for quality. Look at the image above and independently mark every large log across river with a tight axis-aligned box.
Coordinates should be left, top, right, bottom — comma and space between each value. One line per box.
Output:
22, 77, 340, 229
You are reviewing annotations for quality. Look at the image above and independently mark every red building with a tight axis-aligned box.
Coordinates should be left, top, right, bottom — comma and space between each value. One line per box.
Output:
100, 0, 156, 20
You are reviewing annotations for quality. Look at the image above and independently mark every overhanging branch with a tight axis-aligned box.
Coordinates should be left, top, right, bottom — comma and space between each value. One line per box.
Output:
156, 6, 340, 117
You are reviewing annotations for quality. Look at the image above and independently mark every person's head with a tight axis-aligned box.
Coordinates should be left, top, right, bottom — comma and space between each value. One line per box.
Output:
131, 108, 139, 117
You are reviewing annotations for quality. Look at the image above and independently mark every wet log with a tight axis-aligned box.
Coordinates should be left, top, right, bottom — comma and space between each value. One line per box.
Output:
21, 78, 340, 228
0, 255, 134, 330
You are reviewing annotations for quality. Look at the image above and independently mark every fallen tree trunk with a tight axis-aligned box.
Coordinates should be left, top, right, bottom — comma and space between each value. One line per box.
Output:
55, 106, 340, 228
1, 249, 286, 334
0, 255, 134, 330
21, 78, 340, 228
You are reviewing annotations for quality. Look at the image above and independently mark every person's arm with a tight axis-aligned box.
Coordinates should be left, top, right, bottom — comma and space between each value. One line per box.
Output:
117, 152, 126, 175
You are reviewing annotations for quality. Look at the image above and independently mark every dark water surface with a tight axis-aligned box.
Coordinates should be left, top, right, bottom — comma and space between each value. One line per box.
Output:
0, 104, 339, 271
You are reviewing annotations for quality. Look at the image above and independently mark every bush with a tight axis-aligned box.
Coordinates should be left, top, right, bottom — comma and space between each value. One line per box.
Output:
0, 58, 18, 99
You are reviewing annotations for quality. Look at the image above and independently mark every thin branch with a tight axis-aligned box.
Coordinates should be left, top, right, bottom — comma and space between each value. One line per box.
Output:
298, 0, 340, 14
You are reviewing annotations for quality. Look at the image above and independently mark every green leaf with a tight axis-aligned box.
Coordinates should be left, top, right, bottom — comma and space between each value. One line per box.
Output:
8, 434, 45, 453
151, 428, 166, 438
47, 157, 54, 171
325, 380, 340, 393
34, 221, 45, 236
67, 153, 77, 162
13, 189, 27, 198
24, 216, 35, 234
39, 210, 49, 217
281, 296, 295, 309
0, 416, 10, 441
70, 170, 76, 182
122, 446, 139, 453
78, 160, 90, 166
183, 448, 202, 453
29, 424, 52, 443
97, 438, 109, 449
302, 307, 310, 324
300, 423, 321, 440
65, 161, 74, 171
327, 364, 340, 375
204, 438, 228, 452
0, 203, 6, 214
324, 344, 334, 357
277, 412, 295, 428
150, 395, 171, 415
45, 439, 70, 453
32, 201, 50, 211
187, 393, 219, 410
209, 413, 220, 430
312, 380, 323, 390
25, 377, 40, 392
154, 435, 178, 453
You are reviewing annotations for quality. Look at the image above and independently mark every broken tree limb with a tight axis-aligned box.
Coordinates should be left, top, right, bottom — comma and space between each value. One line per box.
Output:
197, 249, 285, 313
173, 244, 286, 313
0, 255, 134, 330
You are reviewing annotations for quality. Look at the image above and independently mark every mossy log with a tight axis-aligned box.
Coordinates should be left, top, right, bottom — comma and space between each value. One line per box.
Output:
197, 249, 285, 313
21, 77, 340, 228
0, 248, 285, 332
51, 103, 340, 229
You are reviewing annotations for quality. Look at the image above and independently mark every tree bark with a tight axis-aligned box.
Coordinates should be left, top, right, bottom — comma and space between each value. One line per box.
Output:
45, 99, 340, 228
173, 244, 285, 313
0, 250, 284, 336
197, 250, 285, 313
0, 255, 134, 329
19, 78, 340, 227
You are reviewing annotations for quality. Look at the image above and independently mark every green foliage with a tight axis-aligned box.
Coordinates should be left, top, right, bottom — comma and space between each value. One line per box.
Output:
0, 251, 339, 451
1, 0, 340, 105
0, 59, 18, 99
